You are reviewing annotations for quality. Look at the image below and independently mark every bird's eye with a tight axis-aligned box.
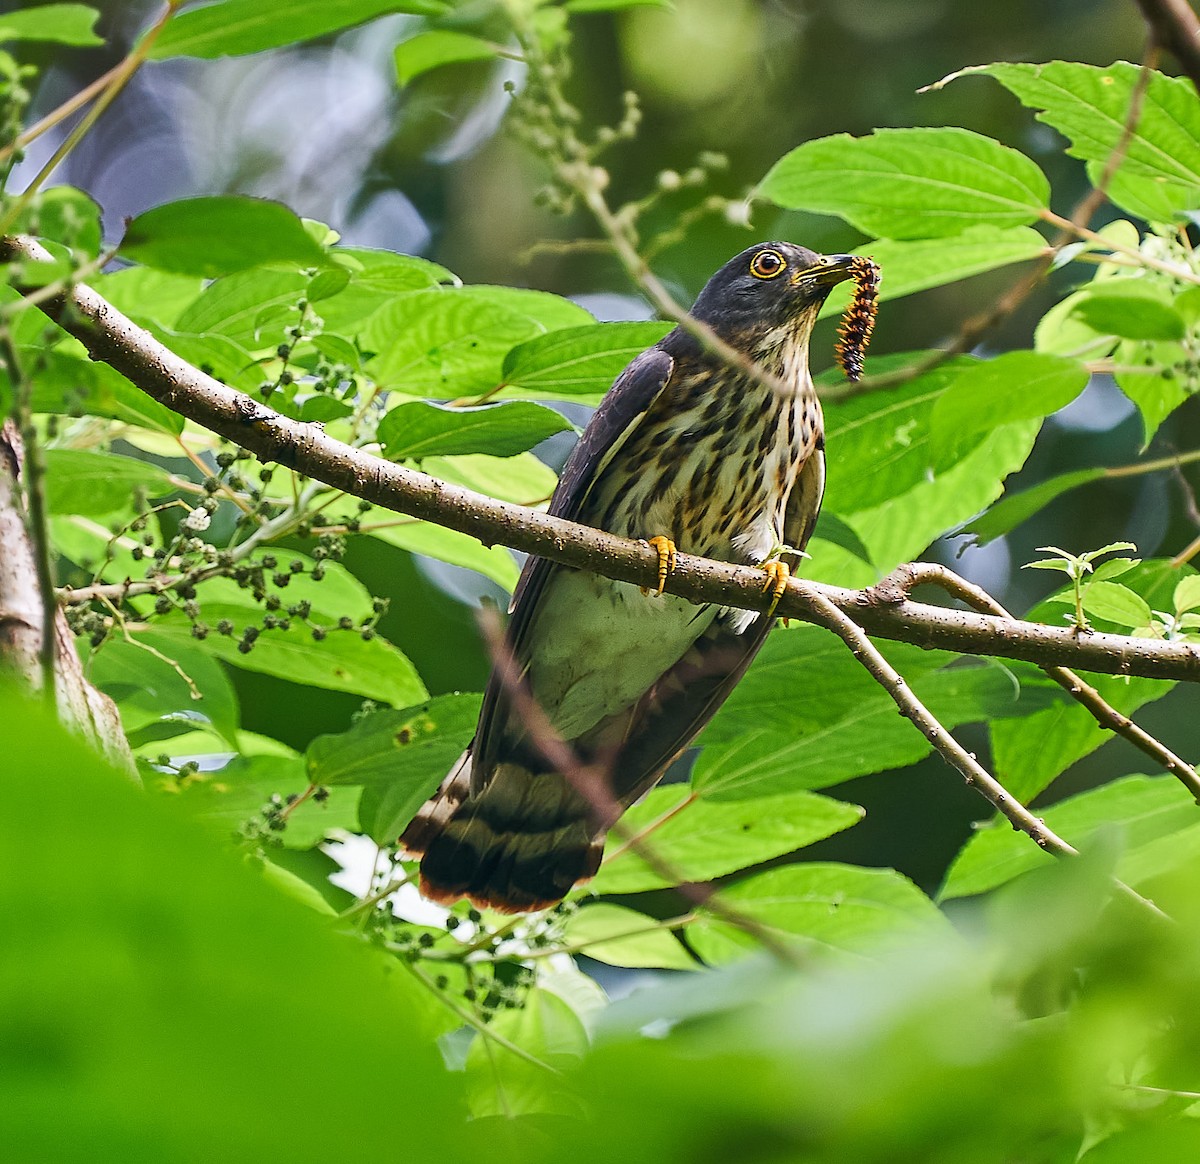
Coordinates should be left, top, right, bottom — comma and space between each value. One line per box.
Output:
749, 249, 786, 280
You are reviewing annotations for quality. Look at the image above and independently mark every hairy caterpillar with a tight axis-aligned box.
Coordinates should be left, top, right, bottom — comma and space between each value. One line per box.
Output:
835, 256, 880, 382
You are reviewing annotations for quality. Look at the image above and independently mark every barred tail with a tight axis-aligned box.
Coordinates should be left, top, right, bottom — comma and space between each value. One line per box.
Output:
399, 752, 604, 913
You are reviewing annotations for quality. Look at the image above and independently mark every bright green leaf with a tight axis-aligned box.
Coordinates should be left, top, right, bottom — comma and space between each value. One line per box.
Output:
688, 864, 947, 964
942, 774, 1198, 900
590, 784, 864, 893
1072, 292, 1186, 341
379, 400, 572, 460
1174, 575, 1200, 614
395, 31, 497, 85
500, 321, 672, 400
150, 0, 449, 59
562, 904, 696, 970
758, 127, 1050, 239
929, 352, 1087, 463
960, 468, 1105, 546
368, 520, 520, 591
306, 694, 479, 843
1082, 580, 1154, 628
120, 197, 328, 278
43, 449, 172, 517
0, 3, 101, 44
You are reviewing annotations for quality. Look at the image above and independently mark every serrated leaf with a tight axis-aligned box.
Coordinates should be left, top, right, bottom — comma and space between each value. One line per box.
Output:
929, 352, 1087, 463
0, 3, 101, 44
174, 269, 309, 346
307, 694, 479, 843
121, 197, 327, 278
961, 468, 1105, 546
43, 449, 172, 517
379, 400, 571, 460
688, 864, 947, 964
500, 321, 672, 400
367, 519, 521, 590
590, 784, 864, 893
944, 61, 1200, 218
92, 267, 205, 329
1114, 340, 1192, 446
1072, 292, 1186, 341
395, 31, 497, 85
150, 605, 427, 707
693, 628, 1053, 799
759, 127, 1050, 239
941, 774, 1197, 900
562, 904, 696, 970
150, 0, 449, 59
817, 227, 1049, 322
1174, 575, 1200, 614
1082, 580, 1153, 628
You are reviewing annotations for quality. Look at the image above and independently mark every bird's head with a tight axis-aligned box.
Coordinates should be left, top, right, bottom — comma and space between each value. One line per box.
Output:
689, 241, 858, 356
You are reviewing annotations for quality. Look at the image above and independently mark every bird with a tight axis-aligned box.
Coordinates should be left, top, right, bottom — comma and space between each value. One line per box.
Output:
401, 241, 867, 912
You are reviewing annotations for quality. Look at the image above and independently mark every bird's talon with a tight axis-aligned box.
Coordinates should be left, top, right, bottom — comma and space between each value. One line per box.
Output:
645, 535, 677, 597
761, 559, 790, 617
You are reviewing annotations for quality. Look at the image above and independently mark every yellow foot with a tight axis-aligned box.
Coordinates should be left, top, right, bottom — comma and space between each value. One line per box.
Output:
641, 535, 677, 597
761, 559, 791, 618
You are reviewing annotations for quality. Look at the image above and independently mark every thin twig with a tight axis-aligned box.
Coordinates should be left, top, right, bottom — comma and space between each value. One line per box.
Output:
788, 577, 1171, 923
880, 562, 1200, 803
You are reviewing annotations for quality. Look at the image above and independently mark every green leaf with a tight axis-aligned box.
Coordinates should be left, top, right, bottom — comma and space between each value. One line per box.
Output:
566, 0, 670, 9
379, 400, 572, 460
43, 449, 172, 517
589, 784, 864, 894
0, 2, 101, 44
92, 266, 205, 329
120, 197, 328, 278
561, 905, 697, 970
990, 562, 1182, 802
1081, 580, 1154, 628
693, 627, 1052, 799
500, 321, 673, 401
150, 0, 449, 59
90, 632, 240, 749
758, 127, 1050, 239
1115, 340, 1193, 446
174, 269, 309, 346
811, 511, 875, 567
1174, 575, 1200, 614
929, 352, 1088, 463
423, 451, 558, 503
306, 694, 479, 844
945, 61, 1200, 218
817, 227, 1050, 322
367, 519, 521, 590
0, 689, 462, 1158
687, 864, 947, 964
1072, 292, 1186, 341
362, 291, 553, 395
10, 349, 184, 434
150, 605, 428, 707
960, 468, 1105, 546
9, 186, 101, 255
465, 986, 588, 1118
941, 774, 1198, 900
394, 31, 497, 85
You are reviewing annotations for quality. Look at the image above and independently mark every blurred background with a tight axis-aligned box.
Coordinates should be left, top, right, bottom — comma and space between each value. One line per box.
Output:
10, 0, 1194, 892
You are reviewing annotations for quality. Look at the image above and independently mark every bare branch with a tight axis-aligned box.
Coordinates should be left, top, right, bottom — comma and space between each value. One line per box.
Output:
1133, 0, 1200, 92
4, 232, 1200, 685
884, 562, 1200, 803
789, 577, 1171, 924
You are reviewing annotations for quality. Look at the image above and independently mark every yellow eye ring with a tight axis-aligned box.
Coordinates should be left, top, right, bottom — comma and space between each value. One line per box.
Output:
749, 249, 786, 279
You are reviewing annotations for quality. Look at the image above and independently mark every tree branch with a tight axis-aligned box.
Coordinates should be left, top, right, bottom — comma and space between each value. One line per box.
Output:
4, 232, 1200, 685
1133, 0, 1200, 92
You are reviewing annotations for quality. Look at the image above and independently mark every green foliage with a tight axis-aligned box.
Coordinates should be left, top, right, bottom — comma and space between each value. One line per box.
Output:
9, 3, 1200, 1156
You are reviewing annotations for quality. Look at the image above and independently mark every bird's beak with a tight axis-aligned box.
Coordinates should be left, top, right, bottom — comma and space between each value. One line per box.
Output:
803, 253, 859, 288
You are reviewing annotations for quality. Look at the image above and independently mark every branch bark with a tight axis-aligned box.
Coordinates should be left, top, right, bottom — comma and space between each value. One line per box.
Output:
5, 232, 1200, 684
1133, 0, 1200, 91
0, 420, 135, 776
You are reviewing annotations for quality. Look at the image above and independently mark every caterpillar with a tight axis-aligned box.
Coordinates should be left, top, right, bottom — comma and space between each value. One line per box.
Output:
835, 256, 880, 382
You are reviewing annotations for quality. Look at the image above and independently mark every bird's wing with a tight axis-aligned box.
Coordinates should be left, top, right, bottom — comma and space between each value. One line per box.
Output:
577, 443, 828, 805
471, 345, 676, 787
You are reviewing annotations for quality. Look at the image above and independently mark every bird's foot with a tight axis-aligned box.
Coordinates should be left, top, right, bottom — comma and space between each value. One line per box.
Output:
641, 535, 677, 597
761, 558, 791, 618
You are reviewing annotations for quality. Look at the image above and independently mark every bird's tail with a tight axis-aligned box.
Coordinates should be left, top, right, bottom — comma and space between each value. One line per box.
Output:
399, 752, 604, 913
